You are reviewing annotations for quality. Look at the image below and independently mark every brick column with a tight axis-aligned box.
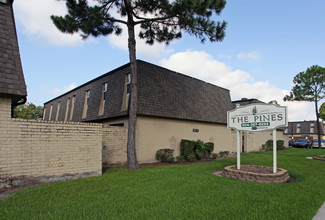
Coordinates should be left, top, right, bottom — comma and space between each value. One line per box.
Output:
0, 95, 12, 122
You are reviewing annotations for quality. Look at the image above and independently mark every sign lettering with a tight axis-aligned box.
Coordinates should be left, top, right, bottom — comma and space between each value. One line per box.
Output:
227, 104, 287, 132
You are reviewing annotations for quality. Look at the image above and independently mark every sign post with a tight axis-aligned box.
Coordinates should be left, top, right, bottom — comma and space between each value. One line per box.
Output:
227, 104, 287, 173
237, 130, 240, 169
273, 129, 277, 173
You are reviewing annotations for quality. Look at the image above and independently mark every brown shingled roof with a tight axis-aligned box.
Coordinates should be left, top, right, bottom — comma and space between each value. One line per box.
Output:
44, 60, 233, 124
0, 1, 27, 104
137, 60, 233, 124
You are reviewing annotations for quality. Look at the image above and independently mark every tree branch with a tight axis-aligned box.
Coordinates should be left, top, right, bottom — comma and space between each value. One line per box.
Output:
133, 14, 176, 25
105, 17, 127, 24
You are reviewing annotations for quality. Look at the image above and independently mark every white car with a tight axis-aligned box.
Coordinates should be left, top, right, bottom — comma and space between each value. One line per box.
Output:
312, 140, 325, 148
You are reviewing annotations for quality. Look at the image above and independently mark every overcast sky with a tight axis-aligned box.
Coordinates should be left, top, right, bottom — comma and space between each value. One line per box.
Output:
13, 0, 325, 121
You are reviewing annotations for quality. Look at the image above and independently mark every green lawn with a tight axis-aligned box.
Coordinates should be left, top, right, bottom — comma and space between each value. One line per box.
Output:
1, 148, 325, 219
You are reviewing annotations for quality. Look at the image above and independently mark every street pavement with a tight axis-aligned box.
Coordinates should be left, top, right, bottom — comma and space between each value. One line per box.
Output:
313, 202, 325, 220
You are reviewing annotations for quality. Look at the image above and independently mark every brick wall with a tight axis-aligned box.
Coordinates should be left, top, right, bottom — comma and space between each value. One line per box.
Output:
0, 96, 102, 180
0, 95, 11, 122
102, 125, 127, 167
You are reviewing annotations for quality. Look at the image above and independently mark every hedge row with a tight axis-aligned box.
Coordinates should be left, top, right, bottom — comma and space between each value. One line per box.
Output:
180, 139, 214, 162
263, 140, 285, 151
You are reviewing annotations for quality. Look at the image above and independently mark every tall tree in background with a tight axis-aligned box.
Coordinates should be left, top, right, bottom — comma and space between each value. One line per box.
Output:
284, 65, 325, 149
13, 102, 43, 120
51, 0, 227, 169
320, 102, 325, 121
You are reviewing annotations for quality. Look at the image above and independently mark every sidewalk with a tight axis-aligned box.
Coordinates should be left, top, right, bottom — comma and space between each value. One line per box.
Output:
313, 202, 325, 220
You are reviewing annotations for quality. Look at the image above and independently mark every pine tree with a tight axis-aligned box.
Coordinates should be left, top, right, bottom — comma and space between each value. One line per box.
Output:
319, 102, 325, 121
284, 65, 325, 149
51, 0, 227, 169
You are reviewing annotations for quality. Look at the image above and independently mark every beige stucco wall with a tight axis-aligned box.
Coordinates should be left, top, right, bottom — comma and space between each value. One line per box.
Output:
245, 130, 289, 152
0, 96, 102, 180
135, 116, 289, 163
135, 116, 236, 163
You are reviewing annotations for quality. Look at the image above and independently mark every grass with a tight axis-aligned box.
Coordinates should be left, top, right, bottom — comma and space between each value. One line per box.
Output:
1, 148, 325, 219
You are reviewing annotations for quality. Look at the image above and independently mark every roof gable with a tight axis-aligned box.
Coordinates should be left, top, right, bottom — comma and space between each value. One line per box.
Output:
0, 2, 27, 102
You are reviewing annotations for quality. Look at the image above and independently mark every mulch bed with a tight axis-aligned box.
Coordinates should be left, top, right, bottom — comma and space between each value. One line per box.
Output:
141, 158, 217, 167
312, 156, 325, 161
0, 179, 42, 200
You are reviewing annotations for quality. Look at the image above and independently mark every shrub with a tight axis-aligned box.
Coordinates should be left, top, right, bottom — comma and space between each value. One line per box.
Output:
205, 142, 214, 156
266, 140, 273, 148
265, 146, 285, 151
181, 139, 196, 159
277, 140, 284, 148
277, 145, 285, 150
186, 154, 196, 162
156, 149, 174, 162
167, 157, 175, 163
218, 151, 229, 157
264, 140, 286, 151
212, 153, 218, 159
195, 139, 206, 159
265, 146, 272, 151
176, 156, 185, 162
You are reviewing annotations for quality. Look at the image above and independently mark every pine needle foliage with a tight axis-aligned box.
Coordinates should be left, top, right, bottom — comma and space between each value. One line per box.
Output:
51, 0, 227, 169
284, 65, 325, 148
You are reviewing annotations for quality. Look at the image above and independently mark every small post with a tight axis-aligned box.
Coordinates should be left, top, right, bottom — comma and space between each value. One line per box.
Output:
273, 129, 277, 173
237, 130, 240, 169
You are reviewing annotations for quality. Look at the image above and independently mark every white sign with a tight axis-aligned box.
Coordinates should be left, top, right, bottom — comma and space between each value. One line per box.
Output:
227, 104, 287, 132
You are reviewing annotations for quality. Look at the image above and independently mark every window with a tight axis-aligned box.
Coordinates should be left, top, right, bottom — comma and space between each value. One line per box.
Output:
296, 123, 300, 133
82, 90, 90, 118
126, 93, 130, 109
99, 83, 107, 115
43, 107, 46, 120
64, 98, 70, 121
127, 73, 131, 84
49, 104, 53, 121
55, 102, 60, 121
310, 123, 315, 133
121, 74, 131, 111
69, 96, 75, 121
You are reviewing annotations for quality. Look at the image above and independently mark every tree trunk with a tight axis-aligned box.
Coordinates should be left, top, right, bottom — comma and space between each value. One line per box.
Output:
125, 0, 139, 169
315, 98, 321, 149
